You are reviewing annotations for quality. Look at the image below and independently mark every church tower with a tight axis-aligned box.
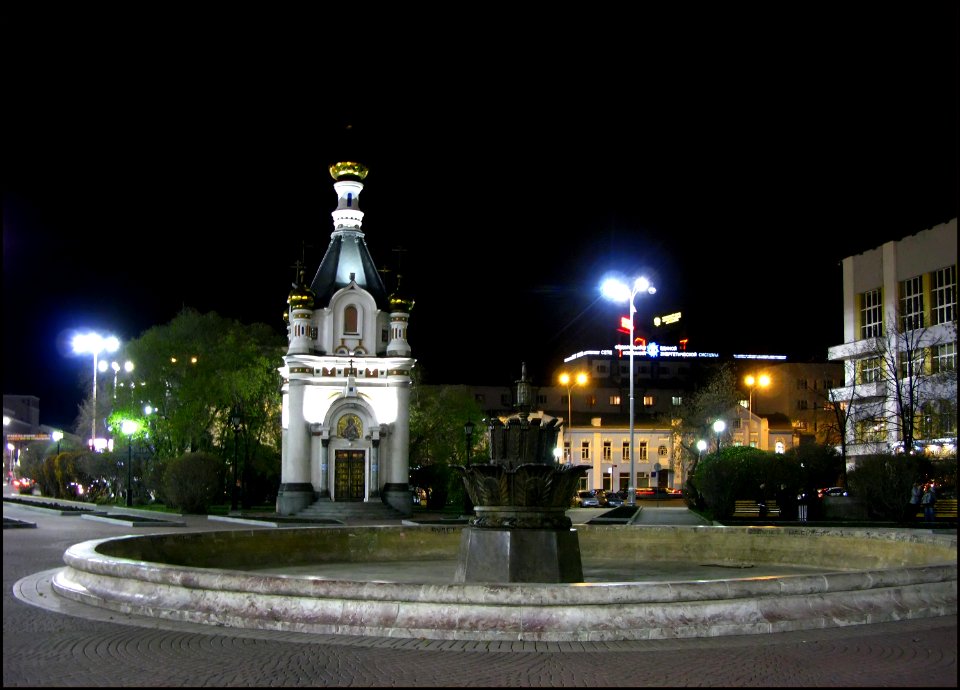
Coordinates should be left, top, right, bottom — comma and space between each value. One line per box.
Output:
277, 160, 415, 517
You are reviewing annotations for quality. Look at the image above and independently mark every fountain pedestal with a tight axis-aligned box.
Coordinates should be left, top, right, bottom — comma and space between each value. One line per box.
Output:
454, 364, 590, 583
454, 507, 585, 582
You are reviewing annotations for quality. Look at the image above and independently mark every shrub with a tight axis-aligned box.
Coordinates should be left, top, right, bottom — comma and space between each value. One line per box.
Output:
847, 453, 930, 520
162, 452, 225, 514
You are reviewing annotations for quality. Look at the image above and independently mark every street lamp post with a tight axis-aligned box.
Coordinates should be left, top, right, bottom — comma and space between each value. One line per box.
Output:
72, 333, 120, 449
463, 420, 475, 515
52, 430, 64, 455
558, 371, 588, 462
231, 412, 242, 512
121, 419, 139, 507
108, 360, 135, 400
744, 374, 770, 449
713, 419, 726, 453
602, 276, 657, 507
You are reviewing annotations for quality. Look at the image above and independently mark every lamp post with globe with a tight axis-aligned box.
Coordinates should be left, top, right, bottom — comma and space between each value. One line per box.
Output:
602, 275, 656, 507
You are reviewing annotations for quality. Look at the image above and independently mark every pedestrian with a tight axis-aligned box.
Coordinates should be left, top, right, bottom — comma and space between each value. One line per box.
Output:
909, 481, 923, 517
921, 483, 937, 523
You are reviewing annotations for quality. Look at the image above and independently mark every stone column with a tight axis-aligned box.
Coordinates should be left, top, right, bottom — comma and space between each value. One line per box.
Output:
277, 379, 313, 515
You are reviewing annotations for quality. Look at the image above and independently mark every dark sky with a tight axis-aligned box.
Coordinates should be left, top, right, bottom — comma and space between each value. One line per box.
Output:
3, 5, 958, 429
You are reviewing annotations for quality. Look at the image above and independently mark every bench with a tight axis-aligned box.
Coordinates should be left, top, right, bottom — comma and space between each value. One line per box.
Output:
915, 498, 957, 520
732, 500, 780, 519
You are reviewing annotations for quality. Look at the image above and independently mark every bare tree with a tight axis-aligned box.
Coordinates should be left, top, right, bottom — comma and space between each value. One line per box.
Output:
859, 312, 956, 455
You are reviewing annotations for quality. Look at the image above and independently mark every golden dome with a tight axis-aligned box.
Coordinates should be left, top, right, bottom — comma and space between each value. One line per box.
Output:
389, 293, 415, 312
329, 161, 369, 181
287, 283, 315, 313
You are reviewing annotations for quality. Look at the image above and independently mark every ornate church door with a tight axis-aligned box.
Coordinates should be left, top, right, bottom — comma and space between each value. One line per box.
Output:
334, 450, 365, 501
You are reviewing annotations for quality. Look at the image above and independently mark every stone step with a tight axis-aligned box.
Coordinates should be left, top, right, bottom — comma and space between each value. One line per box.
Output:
296, 499, 404, 520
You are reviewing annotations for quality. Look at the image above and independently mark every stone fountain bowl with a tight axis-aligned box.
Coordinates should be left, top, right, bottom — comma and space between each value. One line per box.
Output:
51, 524, 956, 642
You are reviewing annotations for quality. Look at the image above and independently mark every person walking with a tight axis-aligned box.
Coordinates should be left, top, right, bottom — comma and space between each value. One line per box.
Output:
921, 482, 937, 523
909, 481, 923, 518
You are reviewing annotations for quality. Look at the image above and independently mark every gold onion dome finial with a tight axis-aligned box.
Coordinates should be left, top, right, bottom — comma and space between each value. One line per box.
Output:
389, 292, 415, 312
329, 161, 369, 181
286, 270, 315, 320
388, 274, 414, 312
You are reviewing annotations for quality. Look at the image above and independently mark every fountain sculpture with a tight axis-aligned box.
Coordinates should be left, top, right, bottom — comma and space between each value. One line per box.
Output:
454, 363, 590, 582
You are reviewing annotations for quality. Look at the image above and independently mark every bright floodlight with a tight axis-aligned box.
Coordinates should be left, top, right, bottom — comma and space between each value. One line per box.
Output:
601, 278, 630, 303
72, 333, 120, 355
51, 431, 64, 441
696, 439, 707, 452
713, 420, 726, 434
121, 419, 140, 436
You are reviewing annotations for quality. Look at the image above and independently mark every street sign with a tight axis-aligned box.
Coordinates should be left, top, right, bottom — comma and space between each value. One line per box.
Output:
5, 434, 52, 441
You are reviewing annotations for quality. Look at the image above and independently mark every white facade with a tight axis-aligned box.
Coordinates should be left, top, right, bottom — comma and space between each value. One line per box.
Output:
277, 162, 414, 517
827, 218, 957, 463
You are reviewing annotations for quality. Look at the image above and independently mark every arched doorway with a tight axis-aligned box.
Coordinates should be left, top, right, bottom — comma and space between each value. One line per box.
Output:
334, 449, 365, 501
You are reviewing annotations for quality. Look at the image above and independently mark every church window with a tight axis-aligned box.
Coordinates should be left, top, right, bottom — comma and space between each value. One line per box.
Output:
344, 305, 359, 334
346, 192, 353, 207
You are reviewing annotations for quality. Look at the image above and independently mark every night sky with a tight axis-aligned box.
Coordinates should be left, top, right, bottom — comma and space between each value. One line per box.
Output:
3, 5, 957, 429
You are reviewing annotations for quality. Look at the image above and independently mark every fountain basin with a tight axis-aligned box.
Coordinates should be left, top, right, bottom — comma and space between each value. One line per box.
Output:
52, 524, 957, 642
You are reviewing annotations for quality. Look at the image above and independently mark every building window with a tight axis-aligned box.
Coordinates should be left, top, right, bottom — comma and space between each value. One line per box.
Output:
587, 395, 597, 407
563, 441, 571, 461
931, 265, 956, 326
658, 445, 668, 456
921, 399, 957, 439
609, 395, 621, 406
855, 418, 887, 443
536, 394, 546, 404
580, 441, 590, 460
597, 365, 608, 374
474, 394, 485, 404
622, 441, 630, 461
796, 379, 808, 390
899, 350, 926, 379
931, 342, 956, 374
860, 288, 883, 339
643, 395, 654, 407
638, 441, 648, 460
899, 275, 925, 331
793, 420, 808, 431
500, 394, 511, 406
672, 396, 682, 406
343, 305, 359, 334
602, 441, 612, 461
797, 400, 808, 410
858, 357, 882, 384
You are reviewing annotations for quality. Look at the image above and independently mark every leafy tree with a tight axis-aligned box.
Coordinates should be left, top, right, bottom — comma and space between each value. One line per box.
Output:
659, 362, 741, 483
115, 309, 283, 459
408, 378, 488, 509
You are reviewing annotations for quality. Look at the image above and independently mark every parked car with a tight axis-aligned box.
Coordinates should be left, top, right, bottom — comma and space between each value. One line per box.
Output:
574, 490, 608, 507
635, 487, 671, 499
818, 486, 848, 498
605, 491, 625, 507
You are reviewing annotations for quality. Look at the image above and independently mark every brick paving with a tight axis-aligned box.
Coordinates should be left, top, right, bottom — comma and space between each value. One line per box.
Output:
3, 499, 956, 687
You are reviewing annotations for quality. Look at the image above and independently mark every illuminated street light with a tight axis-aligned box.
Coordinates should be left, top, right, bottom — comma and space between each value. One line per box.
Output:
72, 332, 120, 449
107, 360, 135, 399
602, 275, 656, 507
52, 430, 64, 455
121, 418, 140, 507
713, 419, 726, 453
744, 373, 771, 449
558, 371, 588, 461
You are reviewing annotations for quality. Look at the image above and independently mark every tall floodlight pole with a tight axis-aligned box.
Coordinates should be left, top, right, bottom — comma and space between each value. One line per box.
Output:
72, 333, 120, 449
602, 276, 656, 507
